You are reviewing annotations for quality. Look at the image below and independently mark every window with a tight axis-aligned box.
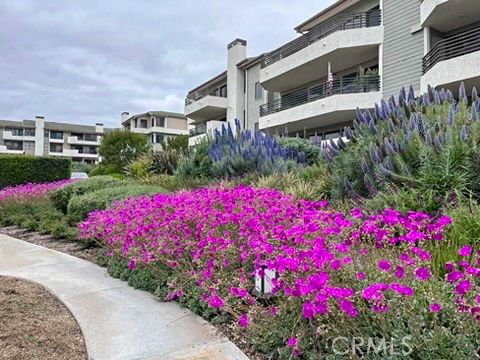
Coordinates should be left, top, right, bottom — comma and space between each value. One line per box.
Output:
50, 131, 63, 140
84, 134, 98, 141
134, 119, 138, 128
220, 85, 227, 98
6, 128, 23, 136
254, 123, 259, 131
24, 128, 35, 136
140, 119, 148, 128
155, 117, 165, 127
50, 143, 63, 153
152, 133, 164, 144
255, 82, 264, 100
5, 140, 22, 150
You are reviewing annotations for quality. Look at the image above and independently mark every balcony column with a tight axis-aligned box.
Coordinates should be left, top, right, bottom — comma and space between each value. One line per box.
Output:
34, 116, 45, 156
378, 44, 384, 92
424, 26, 431, 55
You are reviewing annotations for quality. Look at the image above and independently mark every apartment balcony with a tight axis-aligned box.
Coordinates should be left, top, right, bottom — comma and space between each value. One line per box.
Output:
260, 9, 382, 92
421, 0, 480, 32
188, 120, 226, 147
2, 130, 35, 142
259, 76, 382, 133
49, 149, 99, 158
0, 145, 24, 155
49, 137, 64, 144
421, 25, 480, 92
185, 95, 228, 124
131, 127, 189, 136
67, 136, 100, 146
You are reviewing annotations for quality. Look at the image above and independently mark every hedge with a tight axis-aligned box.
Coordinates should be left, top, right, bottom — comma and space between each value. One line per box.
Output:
49, 176, 126, 213
0, 156, 71, 188
67, 185, 165, 224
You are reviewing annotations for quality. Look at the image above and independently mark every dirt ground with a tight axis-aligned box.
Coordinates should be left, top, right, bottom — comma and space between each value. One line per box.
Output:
0, 276, 88, 360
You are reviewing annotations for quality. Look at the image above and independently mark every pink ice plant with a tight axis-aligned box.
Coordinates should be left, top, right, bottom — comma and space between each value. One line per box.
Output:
78, 185, 480, 346
0, 179, 74, 202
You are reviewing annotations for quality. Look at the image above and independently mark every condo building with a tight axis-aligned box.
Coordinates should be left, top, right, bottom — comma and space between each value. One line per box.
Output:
186, 0, 480, 144
0, 116, 105, 163
121, 111, 189, 151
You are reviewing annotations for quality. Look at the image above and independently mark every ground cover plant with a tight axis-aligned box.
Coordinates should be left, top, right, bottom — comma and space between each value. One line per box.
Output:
80, 185, 480, 359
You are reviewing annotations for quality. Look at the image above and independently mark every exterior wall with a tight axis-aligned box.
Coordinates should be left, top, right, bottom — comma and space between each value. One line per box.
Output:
382, 0, 424, 98
245, 63, 264, 131
227, 40, 247, 126
167, 117, 188, 130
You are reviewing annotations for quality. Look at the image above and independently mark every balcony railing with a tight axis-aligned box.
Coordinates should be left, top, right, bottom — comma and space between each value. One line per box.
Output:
261, 9, 382, 68
189, 123, 207, 137
185, 86, 228, 106
260, 75, 380, 117
423, 25, 480, 74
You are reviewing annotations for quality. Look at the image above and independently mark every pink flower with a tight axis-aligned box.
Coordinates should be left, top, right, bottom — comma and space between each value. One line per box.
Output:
356, 272, 366, 280
302, 301, 315, 319
446, 271, 463, 283
287, 337, 298, 348
455, 280, 472, 296
378, 259, 392, 272
395, 265, 405, 279
429, 303, 442, 313
459, 245, 473, 257
209, 294, 225, 308
238, 313, 249, 328
415, 267, 431, 282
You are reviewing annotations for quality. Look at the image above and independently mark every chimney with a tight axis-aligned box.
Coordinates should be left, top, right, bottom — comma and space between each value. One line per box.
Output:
227, 39, 247, 127
121, 112, 130, 124
95, 123, 104, 133
34, 116, 45, 156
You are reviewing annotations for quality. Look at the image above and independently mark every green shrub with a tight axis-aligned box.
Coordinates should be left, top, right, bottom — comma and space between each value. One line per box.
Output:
278, 137, 321, 166
67, 184, 165, 224
0, 156, 71, 188
138, 174, 211, 192
175, 138, 213, 179
71, 162, 94, 174
49, 176, 125, 213
89, 164, 123, 177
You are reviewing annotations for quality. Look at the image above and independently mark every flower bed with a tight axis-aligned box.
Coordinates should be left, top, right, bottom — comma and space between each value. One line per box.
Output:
80, 185, 480, 357
0, 180, 74, 203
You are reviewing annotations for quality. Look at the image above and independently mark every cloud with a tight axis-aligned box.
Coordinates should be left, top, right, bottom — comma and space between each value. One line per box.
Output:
0, 0, 335, 128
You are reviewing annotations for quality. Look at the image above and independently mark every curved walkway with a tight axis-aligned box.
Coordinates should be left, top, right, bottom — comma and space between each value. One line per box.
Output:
0, 234, 249, 360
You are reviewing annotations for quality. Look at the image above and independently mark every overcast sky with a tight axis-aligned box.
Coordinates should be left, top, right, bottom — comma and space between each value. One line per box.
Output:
0, 0, 335, 128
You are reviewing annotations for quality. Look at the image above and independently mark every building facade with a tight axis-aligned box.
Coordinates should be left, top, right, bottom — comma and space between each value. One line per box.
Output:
186, 0, 480, 145
121, 111, 188, 151
0, 116, 105, 163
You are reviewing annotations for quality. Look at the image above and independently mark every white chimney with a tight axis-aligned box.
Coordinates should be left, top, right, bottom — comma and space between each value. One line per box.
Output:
227, 39, 247, 127
95, 123, 104, 133
121, 112, 130, 124
34, 116, 45, 156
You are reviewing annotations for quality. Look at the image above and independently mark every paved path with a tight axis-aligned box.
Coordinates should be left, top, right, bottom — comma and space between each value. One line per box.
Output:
0, 235, 249, 360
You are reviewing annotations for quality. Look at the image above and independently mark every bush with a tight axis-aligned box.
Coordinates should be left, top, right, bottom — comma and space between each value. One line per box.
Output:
138, 174, 211, 192
149, 150, 181, 175
71, 162, 94, 174
0, 156, 71, 188
89, 164, 124, 177
175, 138, 213, 179
329, 83, 480, 207
49, 176, 125, 213
67, 184, 165, 224
278, 137, 321, 166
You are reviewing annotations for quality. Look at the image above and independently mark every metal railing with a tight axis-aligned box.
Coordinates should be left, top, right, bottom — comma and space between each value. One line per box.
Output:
185, 84, 228, 106
260, 75, 380, 117
261, 9, 381, 68
189, 123, 207, 136
423, 25, 480, 74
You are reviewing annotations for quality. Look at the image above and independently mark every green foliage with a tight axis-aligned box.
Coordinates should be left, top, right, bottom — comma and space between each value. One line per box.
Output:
138, 174, 211, 192
124, 150, 182, 178
0, 156, 71, 188
67, 184, 165, 224
71, 162, 94, 174
123, 156, 151, 179
98, 129, 149, 173
161, 135, 189, 153
49, 176, 125, 213
175, 138, 213, 179
89, 164, 123, 177
278, 137, 321, 166
330, 85, 480, 212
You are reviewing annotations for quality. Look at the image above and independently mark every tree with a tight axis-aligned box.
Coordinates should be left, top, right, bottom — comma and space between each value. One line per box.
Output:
99, 130, 149, 173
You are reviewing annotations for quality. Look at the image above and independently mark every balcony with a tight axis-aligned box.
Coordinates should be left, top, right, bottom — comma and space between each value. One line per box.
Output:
421, 25, 480, 92
188, 120, 226, 147
260, 9, 382, 91
0, 145, 24, 155
67, 136, 100, 146
421, 0, 480, 33
2, 130, 35, 142
259, 76, 382, 133
49, 149, 99, 158
185, 95, 228, 124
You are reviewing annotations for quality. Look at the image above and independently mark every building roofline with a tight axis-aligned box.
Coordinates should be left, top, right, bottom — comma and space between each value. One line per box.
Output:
122, 111, 186, 125
237, 53, 266, 70
187, 71, 228, 96
294, 0, 360, 33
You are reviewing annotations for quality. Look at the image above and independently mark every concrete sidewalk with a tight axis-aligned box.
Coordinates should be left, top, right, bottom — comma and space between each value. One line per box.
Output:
0, 234, 249, 360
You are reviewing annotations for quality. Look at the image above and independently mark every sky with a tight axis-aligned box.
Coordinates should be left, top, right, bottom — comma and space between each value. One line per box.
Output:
0, 0, 335, 128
